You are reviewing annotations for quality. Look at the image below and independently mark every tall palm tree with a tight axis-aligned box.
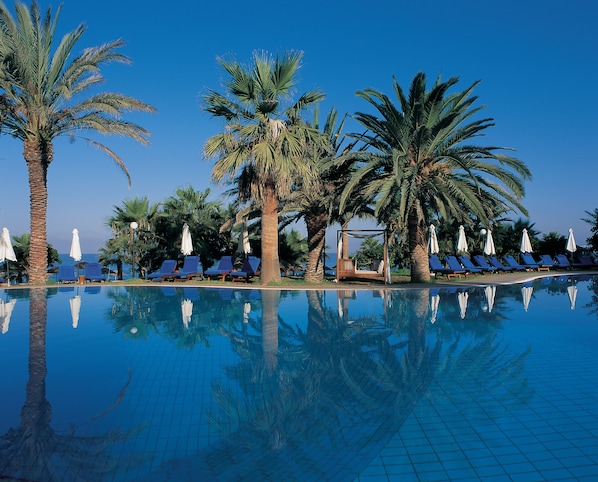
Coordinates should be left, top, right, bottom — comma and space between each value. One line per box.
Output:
203, 50, 325, 285
341, 72, 531, 282
0, 1, 156, 284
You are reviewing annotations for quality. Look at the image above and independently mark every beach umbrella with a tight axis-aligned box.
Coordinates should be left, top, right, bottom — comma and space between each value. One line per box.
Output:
456, 225, 468, 253
430, 291, 440, 323
69, 295, 81, 329
520, 229, 533, 253
0, 298, 16, 334
458, 291, 469, 319
567, 284, 577, 310
566, 228, 577, 258
181, 223, 193, 256
428, 224, 439, 254
181, 299, 193, 329
522, 285, 533, 311
0, 227, 17, 284
70, 228, 82, 262
484, 285, 496, 313
237, 221, 250, 256
483, 230, 496, 256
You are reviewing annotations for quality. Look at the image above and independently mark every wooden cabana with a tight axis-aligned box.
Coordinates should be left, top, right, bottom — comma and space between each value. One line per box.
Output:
336, 229, 390, 284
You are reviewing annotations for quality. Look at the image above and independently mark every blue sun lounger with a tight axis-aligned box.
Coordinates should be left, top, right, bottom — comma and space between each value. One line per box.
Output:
459, 255, 493, 273
502, 255, 528, 271
474, 255, 507, 272
446, 255, 480, 275
148, 260, 177, 281
429, 255, 465, 278
204, 256, 233, 281
84, 262, 105, 282
521, 253, 548, 271
172, 256, 203, 281
58, 265, 78, 283
554, 254, 572, 270
486, 256, 515, 272
230, 256, 261, 283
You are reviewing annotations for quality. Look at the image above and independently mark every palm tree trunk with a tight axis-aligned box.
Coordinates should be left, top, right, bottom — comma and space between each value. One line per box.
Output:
304, 211, 328, 284
260, 182, 281, 285
24, 139, 52, 284
408, 204, 430, 283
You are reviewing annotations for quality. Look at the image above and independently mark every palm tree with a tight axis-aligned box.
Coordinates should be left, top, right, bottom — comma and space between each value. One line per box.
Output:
203, 50, 325, 285
159, 186, 227, 265
341, 72, 531, 282
582, 208, 598, 251
0, 1, 156, 284
104, 197, 161, 278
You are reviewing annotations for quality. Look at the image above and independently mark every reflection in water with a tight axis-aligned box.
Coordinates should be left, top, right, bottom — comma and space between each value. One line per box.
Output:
145, 286, 534, 481
0, 288, 143, 481
3, 277, 587, 480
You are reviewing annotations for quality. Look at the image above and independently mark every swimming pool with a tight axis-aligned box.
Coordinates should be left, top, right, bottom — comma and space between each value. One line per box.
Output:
0, 276, 597, 481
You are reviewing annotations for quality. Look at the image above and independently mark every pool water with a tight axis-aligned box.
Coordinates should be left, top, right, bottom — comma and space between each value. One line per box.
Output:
0, 276, 597, 481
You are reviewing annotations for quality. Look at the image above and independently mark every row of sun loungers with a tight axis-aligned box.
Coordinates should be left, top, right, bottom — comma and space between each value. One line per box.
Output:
57, 255, 261, 284
429, 253, 598, 278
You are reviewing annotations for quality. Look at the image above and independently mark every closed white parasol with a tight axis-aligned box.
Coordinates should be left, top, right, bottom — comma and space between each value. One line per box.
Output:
237, 221, 250, 255
0, 227, 17, 284
428, 224, 439, 254
484, 230, 496, 256
520, 229, 533, 253
70, 228, 82, 262
181, 223, 193, 256
566, 228, 576, 256
456, 225, 468, 253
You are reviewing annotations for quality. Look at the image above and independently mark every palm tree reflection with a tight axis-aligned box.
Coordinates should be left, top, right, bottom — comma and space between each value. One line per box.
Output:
188, 287, 534, 480
0, 288, 142, 481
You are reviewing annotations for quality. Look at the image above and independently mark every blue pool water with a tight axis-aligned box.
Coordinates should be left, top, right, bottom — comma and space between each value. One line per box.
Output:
0, 275, 597, 481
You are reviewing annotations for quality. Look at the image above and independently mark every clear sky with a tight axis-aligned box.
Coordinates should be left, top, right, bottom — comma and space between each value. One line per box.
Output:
0, 0, 596, 253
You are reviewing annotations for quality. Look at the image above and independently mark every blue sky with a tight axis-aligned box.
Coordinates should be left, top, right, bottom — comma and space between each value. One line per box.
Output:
0, 0, 596, 253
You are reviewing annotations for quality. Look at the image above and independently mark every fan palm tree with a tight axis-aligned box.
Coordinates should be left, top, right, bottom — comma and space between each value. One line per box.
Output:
104, 197, 161, 278
341, 72, 531, 282
203, 50, 325, 285
0, 1, 156, 284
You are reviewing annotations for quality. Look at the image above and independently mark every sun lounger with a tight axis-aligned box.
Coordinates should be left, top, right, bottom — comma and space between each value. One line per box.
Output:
172, 255, 203, 281
204, 256, 234, 281
84, 262, 105, 282
429, 255, 465, 279
483, 256, 514, 272
521, 253, 544, 271
446, 255, 480, 275
554, 254, 572, 270
58, 265, 78, 283
460, 255, 495, 273
148, 260, 177, 281
502, 255, 528, 271
574, 254, 598, 269
230, 256, 261, 283
538, 254, 555, 270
